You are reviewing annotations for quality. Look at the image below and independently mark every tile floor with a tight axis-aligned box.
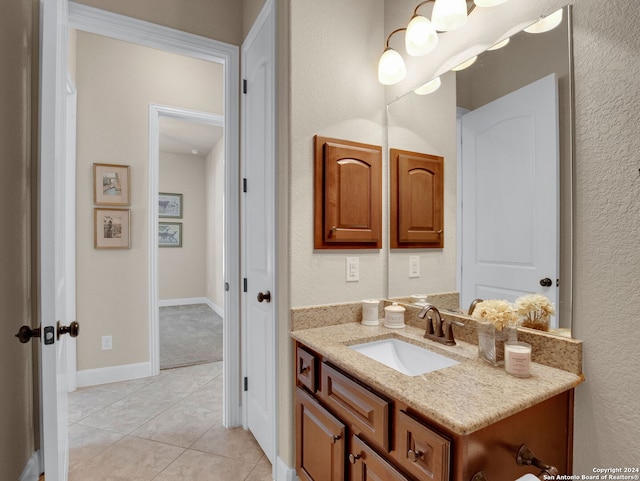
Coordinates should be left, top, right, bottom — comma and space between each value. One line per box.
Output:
68, 361, 271, 481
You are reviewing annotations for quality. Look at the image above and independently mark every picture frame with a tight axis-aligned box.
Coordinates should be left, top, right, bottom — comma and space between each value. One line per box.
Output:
94, 208, 131, 249
93, 163, 130, 206
158, 192, 183, 218
159, 222, 182, 247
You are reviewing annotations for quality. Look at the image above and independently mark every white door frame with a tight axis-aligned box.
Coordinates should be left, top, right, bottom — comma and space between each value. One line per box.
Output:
68, 2, 242, 426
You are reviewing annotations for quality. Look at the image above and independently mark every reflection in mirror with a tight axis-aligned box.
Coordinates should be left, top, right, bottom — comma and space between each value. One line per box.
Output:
386, 6, 572, 337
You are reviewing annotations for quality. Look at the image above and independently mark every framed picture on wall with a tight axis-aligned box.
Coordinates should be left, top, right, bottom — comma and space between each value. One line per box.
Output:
159, 222, 182, 247
94, 163, 130, 205
158, 192, 183, 218
94, 208, 131, 249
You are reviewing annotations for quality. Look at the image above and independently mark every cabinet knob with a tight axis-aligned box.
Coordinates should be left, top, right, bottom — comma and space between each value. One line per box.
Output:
348, 453, 361, 464
331, 434, 341, 444
408, 449, 422, 462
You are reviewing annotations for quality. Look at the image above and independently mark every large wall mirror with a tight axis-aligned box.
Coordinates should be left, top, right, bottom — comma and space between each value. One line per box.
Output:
385, 5, 574, 337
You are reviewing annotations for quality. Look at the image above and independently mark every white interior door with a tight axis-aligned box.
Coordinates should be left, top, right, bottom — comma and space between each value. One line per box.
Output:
241, 0, 276, 465
40, 0, 71, 478
460, 74, 559, 323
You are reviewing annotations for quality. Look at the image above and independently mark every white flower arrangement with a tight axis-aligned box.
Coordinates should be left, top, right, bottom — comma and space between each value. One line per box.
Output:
515, 293, 555, 331
471, 299, 519, 331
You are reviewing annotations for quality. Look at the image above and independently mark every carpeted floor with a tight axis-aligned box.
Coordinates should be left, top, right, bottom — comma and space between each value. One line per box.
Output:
159, 304, 223, 370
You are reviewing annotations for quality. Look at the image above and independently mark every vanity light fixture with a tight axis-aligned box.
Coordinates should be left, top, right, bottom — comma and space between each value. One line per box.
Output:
487, 37, 510, 50
405, 12, 439, 56
524, 8, 563, 34
378, 28, 408, 85
432, 0, 470, 32
414, 76, 442, 95
451, 55, 478, 71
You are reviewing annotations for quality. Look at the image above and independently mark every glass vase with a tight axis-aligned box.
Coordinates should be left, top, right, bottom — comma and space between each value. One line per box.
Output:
477, 322, 517, 366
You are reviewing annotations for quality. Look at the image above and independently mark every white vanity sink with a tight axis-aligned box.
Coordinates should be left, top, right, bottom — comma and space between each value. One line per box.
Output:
349, 338, 459, 376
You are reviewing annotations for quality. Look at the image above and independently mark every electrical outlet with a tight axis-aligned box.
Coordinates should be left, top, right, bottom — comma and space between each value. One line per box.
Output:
346, 257, 360, 282
409, 256, 420, 278
101, 335, 112, 351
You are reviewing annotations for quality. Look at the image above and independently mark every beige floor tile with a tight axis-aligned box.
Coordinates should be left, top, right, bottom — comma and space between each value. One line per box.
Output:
68, 423, 123, 465
190, 424, 264, 466
68, 436, 184, 481
161, 361, 223, 381
179, 377, 223, 411
78, 395, 173, 434
132, 371, 211, 403
154, 449, 255, 481
67, 387, 128, 423
245, 454, 273, 481
132, 402, 218, 448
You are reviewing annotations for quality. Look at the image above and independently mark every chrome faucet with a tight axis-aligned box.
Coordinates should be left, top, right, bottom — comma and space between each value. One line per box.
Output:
468, 298, 484, 316
418, 304, 464, 346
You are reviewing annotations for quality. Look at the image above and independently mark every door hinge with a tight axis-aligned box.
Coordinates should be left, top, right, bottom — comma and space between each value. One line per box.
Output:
244, 377, 248, 391
243, 278, 248, 293
243, 79, 247, 94
243, 178, 247, 193
225, 282, 230, 292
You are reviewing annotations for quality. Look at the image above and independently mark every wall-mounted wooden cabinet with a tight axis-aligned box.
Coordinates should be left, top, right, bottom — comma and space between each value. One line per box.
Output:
390, 149, 444, 249
314, 136, 382, 249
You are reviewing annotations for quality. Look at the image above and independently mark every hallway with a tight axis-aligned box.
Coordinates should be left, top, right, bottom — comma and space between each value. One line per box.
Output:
67, 362, 270, 480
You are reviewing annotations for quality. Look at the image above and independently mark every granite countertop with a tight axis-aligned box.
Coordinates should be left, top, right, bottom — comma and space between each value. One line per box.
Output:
291, 322, 583, 436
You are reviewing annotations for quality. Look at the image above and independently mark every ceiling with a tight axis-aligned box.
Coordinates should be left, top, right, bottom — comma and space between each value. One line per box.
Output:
159, 116, 223, 158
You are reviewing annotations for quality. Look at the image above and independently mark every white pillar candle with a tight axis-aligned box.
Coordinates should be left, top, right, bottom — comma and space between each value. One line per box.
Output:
362, 299, 380, 326
504, 341, 532, 377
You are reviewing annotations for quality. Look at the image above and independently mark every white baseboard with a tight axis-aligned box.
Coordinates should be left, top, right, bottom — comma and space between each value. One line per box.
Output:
76, 362, 152, 388
159, 297, 223, 317
20, 451, 40, 481
276, 456, 297, 481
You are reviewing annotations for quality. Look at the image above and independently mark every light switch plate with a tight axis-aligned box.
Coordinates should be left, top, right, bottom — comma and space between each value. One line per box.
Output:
409, 256, 420, 278
102, 335, 113, 351
346, 257, 360, 282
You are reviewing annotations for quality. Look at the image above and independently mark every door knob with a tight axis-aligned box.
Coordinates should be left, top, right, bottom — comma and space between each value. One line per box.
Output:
539, 277, 553, 287
57, 321, 80, 340
257, 291, 271, 303
15, 325, 41, 344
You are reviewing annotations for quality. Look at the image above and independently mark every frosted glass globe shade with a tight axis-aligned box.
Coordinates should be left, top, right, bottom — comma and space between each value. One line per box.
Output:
414, 76, 441, 95
451, 55, 478, 71
378, 48, 407, 85
405, 15, 439, 57
524, 9, 563, 34
432, 0, 468, 32
487, 37, 510, 51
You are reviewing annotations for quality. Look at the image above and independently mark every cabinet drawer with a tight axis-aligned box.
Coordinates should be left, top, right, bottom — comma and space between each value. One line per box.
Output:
320, 362, 391, 451
296, 387, 346, 481
349, 435, 410, 481
395, 410, 450, 481
296, 345, 318, 393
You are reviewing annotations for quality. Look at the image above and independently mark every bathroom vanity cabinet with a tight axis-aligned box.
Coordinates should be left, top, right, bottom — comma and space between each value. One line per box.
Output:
295, 341, 574, 481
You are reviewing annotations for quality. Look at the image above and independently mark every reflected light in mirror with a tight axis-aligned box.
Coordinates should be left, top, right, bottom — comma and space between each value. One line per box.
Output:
406, 15, 439, 56
414, 76, 442, 95
487, 37, 510, 50
432, 0, 468, 32
524, 8, 563, 34
451, 55, 478, 71
378, 47, 407, 85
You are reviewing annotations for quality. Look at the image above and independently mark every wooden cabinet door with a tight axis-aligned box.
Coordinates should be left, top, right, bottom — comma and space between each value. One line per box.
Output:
395, 411, 451, 481
350, 435, 411, 481
314, 136, 382, 248
296, 387, 346, 481
390, 149, 444, 248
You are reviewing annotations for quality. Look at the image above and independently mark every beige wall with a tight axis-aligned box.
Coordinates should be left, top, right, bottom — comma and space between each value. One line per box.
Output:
289, 0, 387, 308
159, 153, 207, 300
571, 0, 640, 466
74, 31, 222, 370
0, 0, 37, 476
